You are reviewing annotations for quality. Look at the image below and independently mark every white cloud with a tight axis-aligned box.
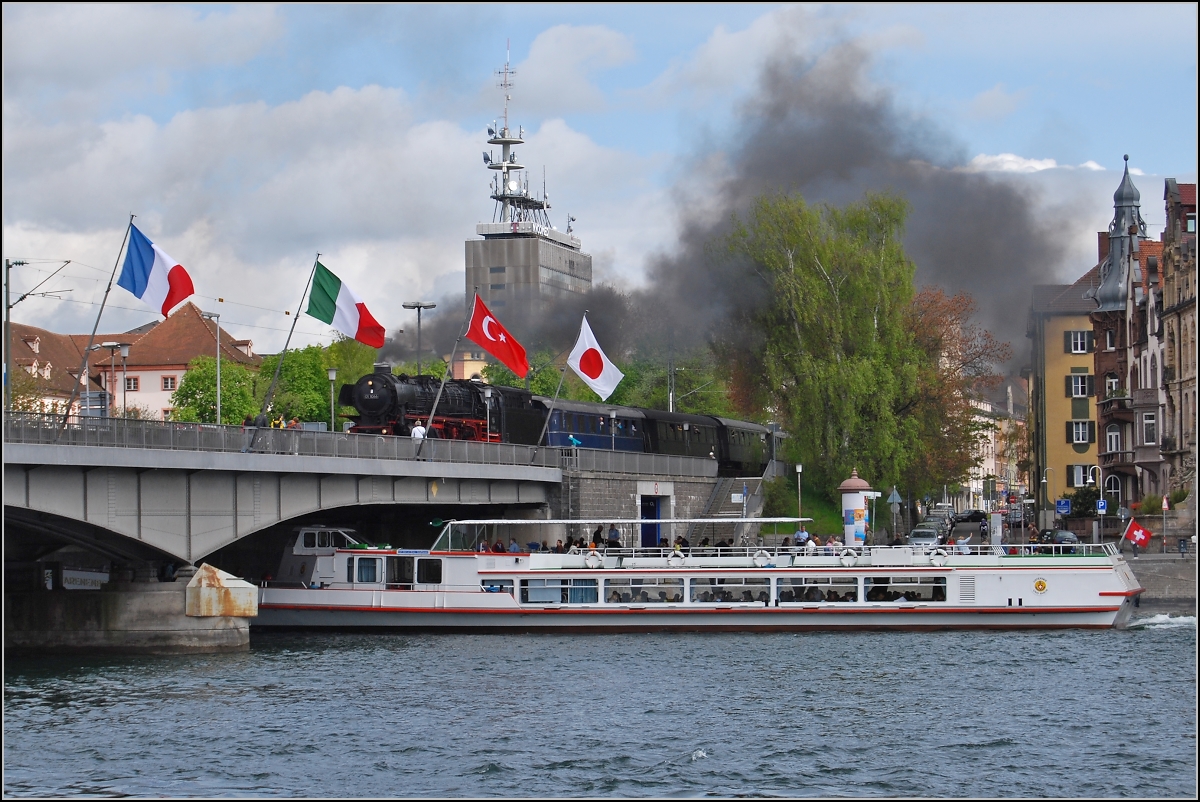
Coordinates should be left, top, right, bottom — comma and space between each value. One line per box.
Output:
501, 25, 636, 116
961, 153, 1116, 174
2, 5, 283, 116
968, 82, 1029, 121
3, 83, 672, 350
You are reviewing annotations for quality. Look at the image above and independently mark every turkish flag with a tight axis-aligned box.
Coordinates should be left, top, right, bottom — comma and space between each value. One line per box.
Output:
1123, 518, 1152, 547
465, 294, 529, 378
567, 316, 624, 401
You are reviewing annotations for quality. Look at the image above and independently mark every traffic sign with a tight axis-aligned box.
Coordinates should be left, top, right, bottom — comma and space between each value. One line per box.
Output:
1096, 499, 1108, 514
887, 488, 903, 504
1162, 496, 1170, 511
1056, 498, 1071, 515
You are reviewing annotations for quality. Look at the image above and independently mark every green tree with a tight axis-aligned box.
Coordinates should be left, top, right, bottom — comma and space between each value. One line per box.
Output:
720, 191, 920, 498
170, 356, 258, 424
256, 345, 329, 422
391, 358, 447, 381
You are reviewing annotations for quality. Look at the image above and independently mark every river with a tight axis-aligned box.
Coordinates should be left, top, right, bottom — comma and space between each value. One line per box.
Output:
4, 613, 1195, 798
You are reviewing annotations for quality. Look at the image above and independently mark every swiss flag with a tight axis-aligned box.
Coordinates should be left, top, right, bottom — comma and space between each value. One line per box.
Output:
465, 294, 529, 378
567, 315, 624, 401
1123, 518, 1152, 548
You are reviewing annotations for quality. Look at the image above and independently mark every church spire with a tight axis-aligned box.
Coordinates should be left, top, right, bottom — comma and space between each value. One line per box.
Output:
1089, 155, 1147, 312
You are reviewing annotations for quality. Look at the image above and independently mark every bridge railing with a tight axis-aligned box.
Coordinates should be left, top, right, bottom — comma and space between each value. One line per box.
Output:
562, 448, 718, 478
3, 412, 560, 468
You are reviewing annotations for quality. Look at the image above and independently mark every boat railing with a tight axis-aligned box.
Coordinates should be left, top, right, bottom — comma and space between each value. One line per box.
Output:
456, 542, 1118, 559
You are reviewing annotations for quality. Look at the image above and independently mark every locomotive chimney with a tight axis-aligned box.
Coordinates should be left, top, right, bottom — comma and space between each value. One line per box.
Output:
373, 362, 392, 374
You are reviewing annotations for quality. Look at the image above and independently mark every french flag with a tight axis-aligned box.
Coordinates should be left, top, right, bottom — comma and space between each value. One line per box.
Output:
118, 224, 195, 317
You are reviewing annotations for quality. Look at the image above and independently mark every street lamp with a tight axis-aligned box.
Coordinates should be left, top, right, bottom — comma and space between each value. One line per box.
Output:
1086, 465, 1105, 543
483, 386, 493, 441
200, 312, 221, 424
402, 301, 436, 376
119, 344, 130, 417
88, 342, 121, 416
609, 408, 617, 451
1041, 467, 1056, 527
796, 463, 803, 526
327, 367, 337, 432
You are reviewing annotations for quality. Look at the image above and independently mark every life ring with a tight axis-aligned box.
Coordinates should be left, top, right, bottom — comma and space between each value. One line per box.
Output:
753, 550, 772, 568
584, 552, 603, 569
929, 548, 949, 567
667, 552, 685, 568
839, 549, 858, 568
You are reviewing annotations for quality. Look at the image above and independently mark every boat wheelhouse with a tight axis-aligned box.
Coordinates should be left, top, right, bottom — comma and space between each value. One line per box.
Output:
255, 518, 1144, 631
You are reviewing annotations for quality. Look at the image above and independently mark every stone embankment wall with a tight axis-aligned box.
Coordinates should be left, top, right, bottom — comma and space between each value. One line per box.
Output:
1125, 554, 1197, 612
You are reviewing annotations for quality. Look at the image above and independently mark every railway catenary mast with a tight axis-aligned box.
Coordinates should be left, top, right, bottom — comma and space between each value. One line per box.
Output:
461, 44, 593, 378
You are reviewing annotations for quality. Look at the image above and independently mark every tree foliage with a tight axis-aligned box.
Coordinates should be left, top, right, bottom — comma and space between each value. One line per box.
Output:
720, 191, 920, 497
170, 356, 258, 424
256, 345, 329, 423
717, 191, 1013, 500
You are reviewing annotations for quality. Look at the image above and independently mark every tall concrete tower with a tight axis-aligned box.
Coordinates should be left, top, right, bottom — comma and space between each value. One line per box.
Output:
464, 46, 592, 335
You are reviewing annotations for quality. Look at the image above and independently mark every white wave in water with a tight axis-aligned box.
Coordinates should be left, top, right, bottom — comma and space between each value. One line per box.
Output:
1129, 613, 1197, 629
691, 749, 707, 762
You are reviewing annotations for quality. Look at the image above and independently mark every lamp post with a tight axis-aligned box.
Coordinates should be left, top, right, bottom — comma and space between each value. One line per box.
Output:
200, 312, 221, 424
327, 367, 337, 432
483, 387, 493, 441
609, 408, 617, 451
88, 342, 121, 416
1041, 467, 1055, 529
1087, 465, 1104, 542
402, 301, 436, 376
796, 463, 803, 525
120, 344, 130, 417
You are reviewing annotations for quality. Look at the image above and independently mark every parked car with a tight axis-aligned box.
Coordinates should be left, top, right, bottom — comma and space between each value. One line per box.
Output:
907, 527, 940, 548
957, 509, 988, 523
919, 516, 953, 539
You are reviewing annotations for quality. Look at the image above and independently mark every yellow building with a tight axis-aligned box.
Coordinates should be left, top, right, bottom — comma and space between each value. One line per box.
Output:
1027, 267, 1099, 525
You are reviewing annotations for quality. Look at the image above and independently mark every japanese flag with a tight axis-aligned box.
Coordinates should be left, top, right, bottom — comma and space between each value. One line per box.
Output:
1123, 519, 1152, 547
567, 316, 624, 401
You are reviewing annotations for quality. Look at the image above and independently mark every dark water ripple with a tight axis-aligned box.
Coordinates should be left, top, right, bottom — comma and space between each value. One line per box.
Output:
4, 614, 1196, 798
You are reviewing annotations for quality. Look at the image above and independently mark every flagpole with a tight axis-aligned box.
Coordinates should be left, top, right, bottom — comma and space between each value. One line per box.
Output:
259, 253, 319, 419
417, 303, 470, 458
56, 214, 134, 441
533, 365, 568, 450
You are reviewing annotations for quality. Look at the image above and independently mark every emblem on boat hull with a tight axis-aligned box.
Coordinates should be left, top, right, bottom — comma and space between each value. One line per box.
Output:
1033, 578, 1048, 594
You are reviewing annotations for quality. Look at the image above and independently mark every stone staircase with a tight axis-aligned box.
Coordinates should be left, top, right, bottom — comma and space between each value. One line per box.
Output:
686, 476, 766, 545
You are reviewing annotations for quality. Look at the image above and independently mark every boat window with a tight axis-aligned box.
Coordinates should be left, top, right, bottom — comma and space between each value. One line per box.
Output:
481, 579, 515, 596
864, 576, 946, 602
776, 576, 858, 603
416, 559, 443, 585
317, 530, 331, 548
387, 556, 414, 587
520, 578, 598, 604
303, 531, 316, 548
689, 577, 770, 604
605, 577, 684, 603
346, 557, 353, 583
356, 557, 380, 584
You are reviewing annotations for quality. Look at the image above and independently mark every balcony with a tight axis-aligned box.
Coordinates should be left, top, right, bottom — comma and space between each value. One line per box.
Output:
1132, 388, 1159, 409
1098, 394, 1135, 423
1135, 444, 1164, 467
1099, 450, 1135, 469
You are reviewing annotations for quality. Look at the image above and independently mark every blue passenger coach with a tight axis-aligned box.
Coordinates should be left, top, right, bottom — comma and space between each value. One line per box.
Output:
537, 398, 645, 452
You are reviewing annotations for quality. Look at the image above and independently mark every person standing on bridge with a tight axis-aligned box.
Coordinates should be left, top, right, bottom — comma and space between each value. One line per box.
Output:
411, 422, 426, 440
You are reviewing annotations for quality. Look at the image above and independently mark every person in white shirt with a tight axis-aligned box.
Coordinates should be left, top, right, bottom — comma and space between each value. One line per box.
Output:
410, 423, 426, 440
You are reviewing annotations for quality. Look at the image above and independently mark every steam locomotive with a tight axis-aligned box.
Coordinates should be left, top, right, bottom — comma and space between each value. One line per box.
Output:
337, 364, 779, 477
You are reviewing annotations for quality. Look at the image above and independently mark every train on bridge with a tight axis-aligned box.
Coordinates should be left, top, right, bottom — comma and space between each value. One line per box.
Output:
338, 364, 780, 477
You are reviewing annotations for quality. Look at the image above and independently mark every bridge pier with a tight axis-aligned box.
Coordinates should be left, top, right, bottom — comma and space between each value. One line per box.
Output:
4, 567, 253, 655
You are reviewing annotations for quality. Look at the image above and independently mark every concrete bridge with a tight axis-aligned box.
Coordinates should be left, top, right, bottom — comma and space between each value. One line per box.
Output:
3, 413, 719, 564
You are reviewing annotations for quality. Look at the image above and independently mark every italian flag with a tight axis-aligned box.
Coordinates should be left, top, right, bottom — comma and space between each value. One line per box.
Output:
305, 262, 386, 348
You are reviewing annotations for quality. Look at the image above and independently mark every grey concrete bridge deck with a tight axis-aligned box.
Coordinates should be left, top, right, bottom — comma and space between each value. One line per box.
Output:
4, 413, 717, 563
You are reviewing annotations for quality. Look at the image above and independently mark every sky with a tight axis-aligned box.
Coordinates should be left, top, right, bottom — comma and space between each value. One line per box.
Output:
3, 3, 1197, 354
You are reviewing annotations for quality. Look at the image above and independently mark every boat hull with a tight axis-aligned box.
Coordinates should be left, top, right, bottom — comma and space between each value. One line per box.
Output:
256, 593, 1135, 632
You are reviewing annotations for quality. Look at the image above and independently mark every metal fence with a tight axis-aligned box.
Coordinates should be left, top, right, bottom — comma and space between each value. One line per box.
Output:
3, 411, 560, 468
4, 412, 717, 477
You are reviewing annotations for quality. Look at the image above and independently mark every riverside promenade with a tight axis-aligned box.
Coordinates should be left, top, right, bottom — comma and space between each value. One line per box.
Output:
1123, 552, 1197, 612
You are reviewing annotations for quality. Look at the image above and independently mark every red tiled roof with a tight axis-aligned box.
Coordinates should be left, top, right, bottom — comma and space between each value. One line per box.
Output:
1031, 265, 1100, 315
1180, 183, 1196, 207
10, 323, 103, 396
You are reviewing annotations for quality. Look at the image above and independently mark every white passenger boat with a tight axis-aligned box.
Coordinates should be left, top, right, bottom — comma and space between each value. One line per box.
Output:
255, 519, 1144, 631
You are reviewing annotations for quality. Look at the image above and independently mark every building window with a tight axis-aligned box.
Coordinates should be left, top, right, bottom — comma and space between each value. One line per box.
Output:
490, 283, 505, 291
489, 266, 505, 274
162, 409, 173, 421
1106, 424, 1121, 453
1105, 374, 1119, 397
1066, 374, 1094, 397
1065, 464, 1088, 488
162, 376, 176, 391
1068, 421, 1094, 444
125, 377, 139, 392
1066, 330, 1092, 354
1104, 475, 1121, 500
1105, 329, 1115, 350
1142, 412, 1156, 446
